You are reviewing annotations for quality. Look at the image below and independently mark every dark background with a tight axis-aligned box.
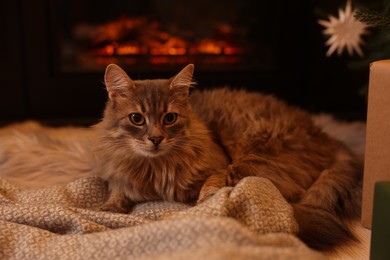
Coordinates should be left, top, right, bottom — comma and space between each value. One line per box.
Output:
0, 0, 369, 126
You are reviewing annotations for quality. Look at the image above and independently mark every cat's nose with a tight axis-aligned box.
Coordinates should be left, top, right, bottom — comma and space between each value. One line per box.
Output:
148, 136, 164, 145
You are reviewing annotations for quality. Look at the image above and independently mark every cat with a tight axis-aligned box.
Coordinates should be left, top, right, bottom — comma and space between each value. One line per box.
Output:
94, 63, 363, 252
94, 63, 230, 211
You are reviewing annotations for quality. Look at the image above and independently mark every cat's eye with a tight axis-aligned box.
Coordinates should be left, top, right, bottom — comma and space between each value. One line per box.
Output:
163, 113, 178, 125
129, 113, 145, 126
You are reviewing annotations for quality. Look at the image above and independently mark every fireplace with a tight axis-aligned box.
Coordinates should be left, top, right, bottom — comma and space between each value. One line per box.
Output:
0, 0, 368, 122
58, 0, 276, 73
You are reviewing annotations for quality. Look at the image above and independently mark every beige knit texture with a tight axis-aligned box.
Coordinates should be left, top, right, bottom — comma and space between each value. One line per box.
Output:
0, 176, 325, 259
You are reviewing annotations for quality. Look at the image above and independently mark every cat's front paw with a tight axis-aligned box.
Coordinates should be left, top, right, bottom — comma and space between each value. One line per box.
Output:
98, 203, 128, 214
197, 186, 219, 205
227, 164, 245, 186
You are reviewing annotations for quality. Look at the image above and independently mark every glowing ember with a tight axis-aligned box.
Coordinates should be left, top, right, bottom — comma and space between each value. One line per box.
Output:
197, 39, 224, 55
150, 38, 187, 55
116, 44, 142, 55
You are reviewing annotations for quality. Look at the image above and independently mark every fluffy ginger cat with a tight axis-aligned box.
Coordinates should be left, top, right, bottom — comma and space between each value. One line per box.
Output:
0, 64, 362, 252
95, 64, 362, 251
95, 64, 229, 210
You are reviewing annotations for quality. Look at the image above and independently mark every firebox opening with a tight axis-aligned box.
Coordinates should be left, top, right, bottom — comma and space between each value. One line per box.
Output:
59, 0, 278, 73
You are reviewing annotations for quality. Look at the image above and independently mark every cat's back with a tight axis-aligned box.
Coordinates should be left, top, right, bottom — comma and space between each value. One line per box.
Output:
190, 88, 313, 132
191, 88, 273, 115
189, 88, 328, 158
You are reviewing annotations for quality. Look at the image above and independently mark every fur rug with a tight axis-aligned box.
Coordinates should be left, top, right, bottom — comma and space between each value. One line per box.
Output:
0, 121, 97, 188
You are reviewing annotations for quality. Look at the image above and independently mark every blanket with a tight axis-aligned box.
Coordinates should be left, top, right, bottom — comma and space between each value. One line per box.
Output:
0, 176, 325, 259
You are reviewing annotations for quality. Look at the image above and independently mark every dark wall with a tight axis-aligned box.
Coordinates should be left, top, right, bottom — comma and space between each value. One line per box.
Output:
0, 0, 368, 124
0, 0, 26, 120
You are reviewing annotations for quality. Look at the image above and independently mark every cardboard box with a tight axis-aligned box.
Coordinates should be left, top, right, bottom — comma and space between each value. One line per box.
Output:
362, 60, 390, 228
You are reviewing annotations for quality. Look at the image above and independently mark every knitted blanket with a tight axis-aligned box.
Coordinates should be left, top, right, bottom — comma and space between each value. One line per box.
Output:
0, 176, 325, 259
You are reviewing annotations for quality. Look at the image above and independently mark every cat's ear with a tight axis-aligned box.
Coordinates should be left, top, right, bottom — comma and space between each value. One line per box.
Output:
104, 64, 135, 100
170, 64, 195, 90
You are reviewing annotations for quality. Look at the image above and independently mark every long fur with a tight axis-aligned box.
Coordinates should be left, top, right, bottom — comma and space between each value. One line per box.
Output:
190, 88, 363, 251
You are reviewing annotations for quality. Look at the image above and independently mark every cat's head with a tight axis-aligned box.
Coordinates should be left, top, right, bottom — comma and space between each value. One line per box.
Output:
102, 64, 195, 157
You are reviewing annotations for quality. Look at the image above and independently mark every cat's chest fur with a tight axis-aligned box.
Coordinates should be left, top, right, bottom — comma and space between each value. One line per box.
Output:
104, 156, 206, 202
94, 113, 229, 204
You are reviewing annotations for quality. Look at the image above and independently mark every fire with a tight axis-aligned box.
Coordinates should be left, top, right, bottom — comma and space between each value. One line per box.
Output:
116, 44, 142, 55
92, 38, 242, 57
150, 38, 187, 55
74, 16, 246, 66
196, 39, 223, 55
